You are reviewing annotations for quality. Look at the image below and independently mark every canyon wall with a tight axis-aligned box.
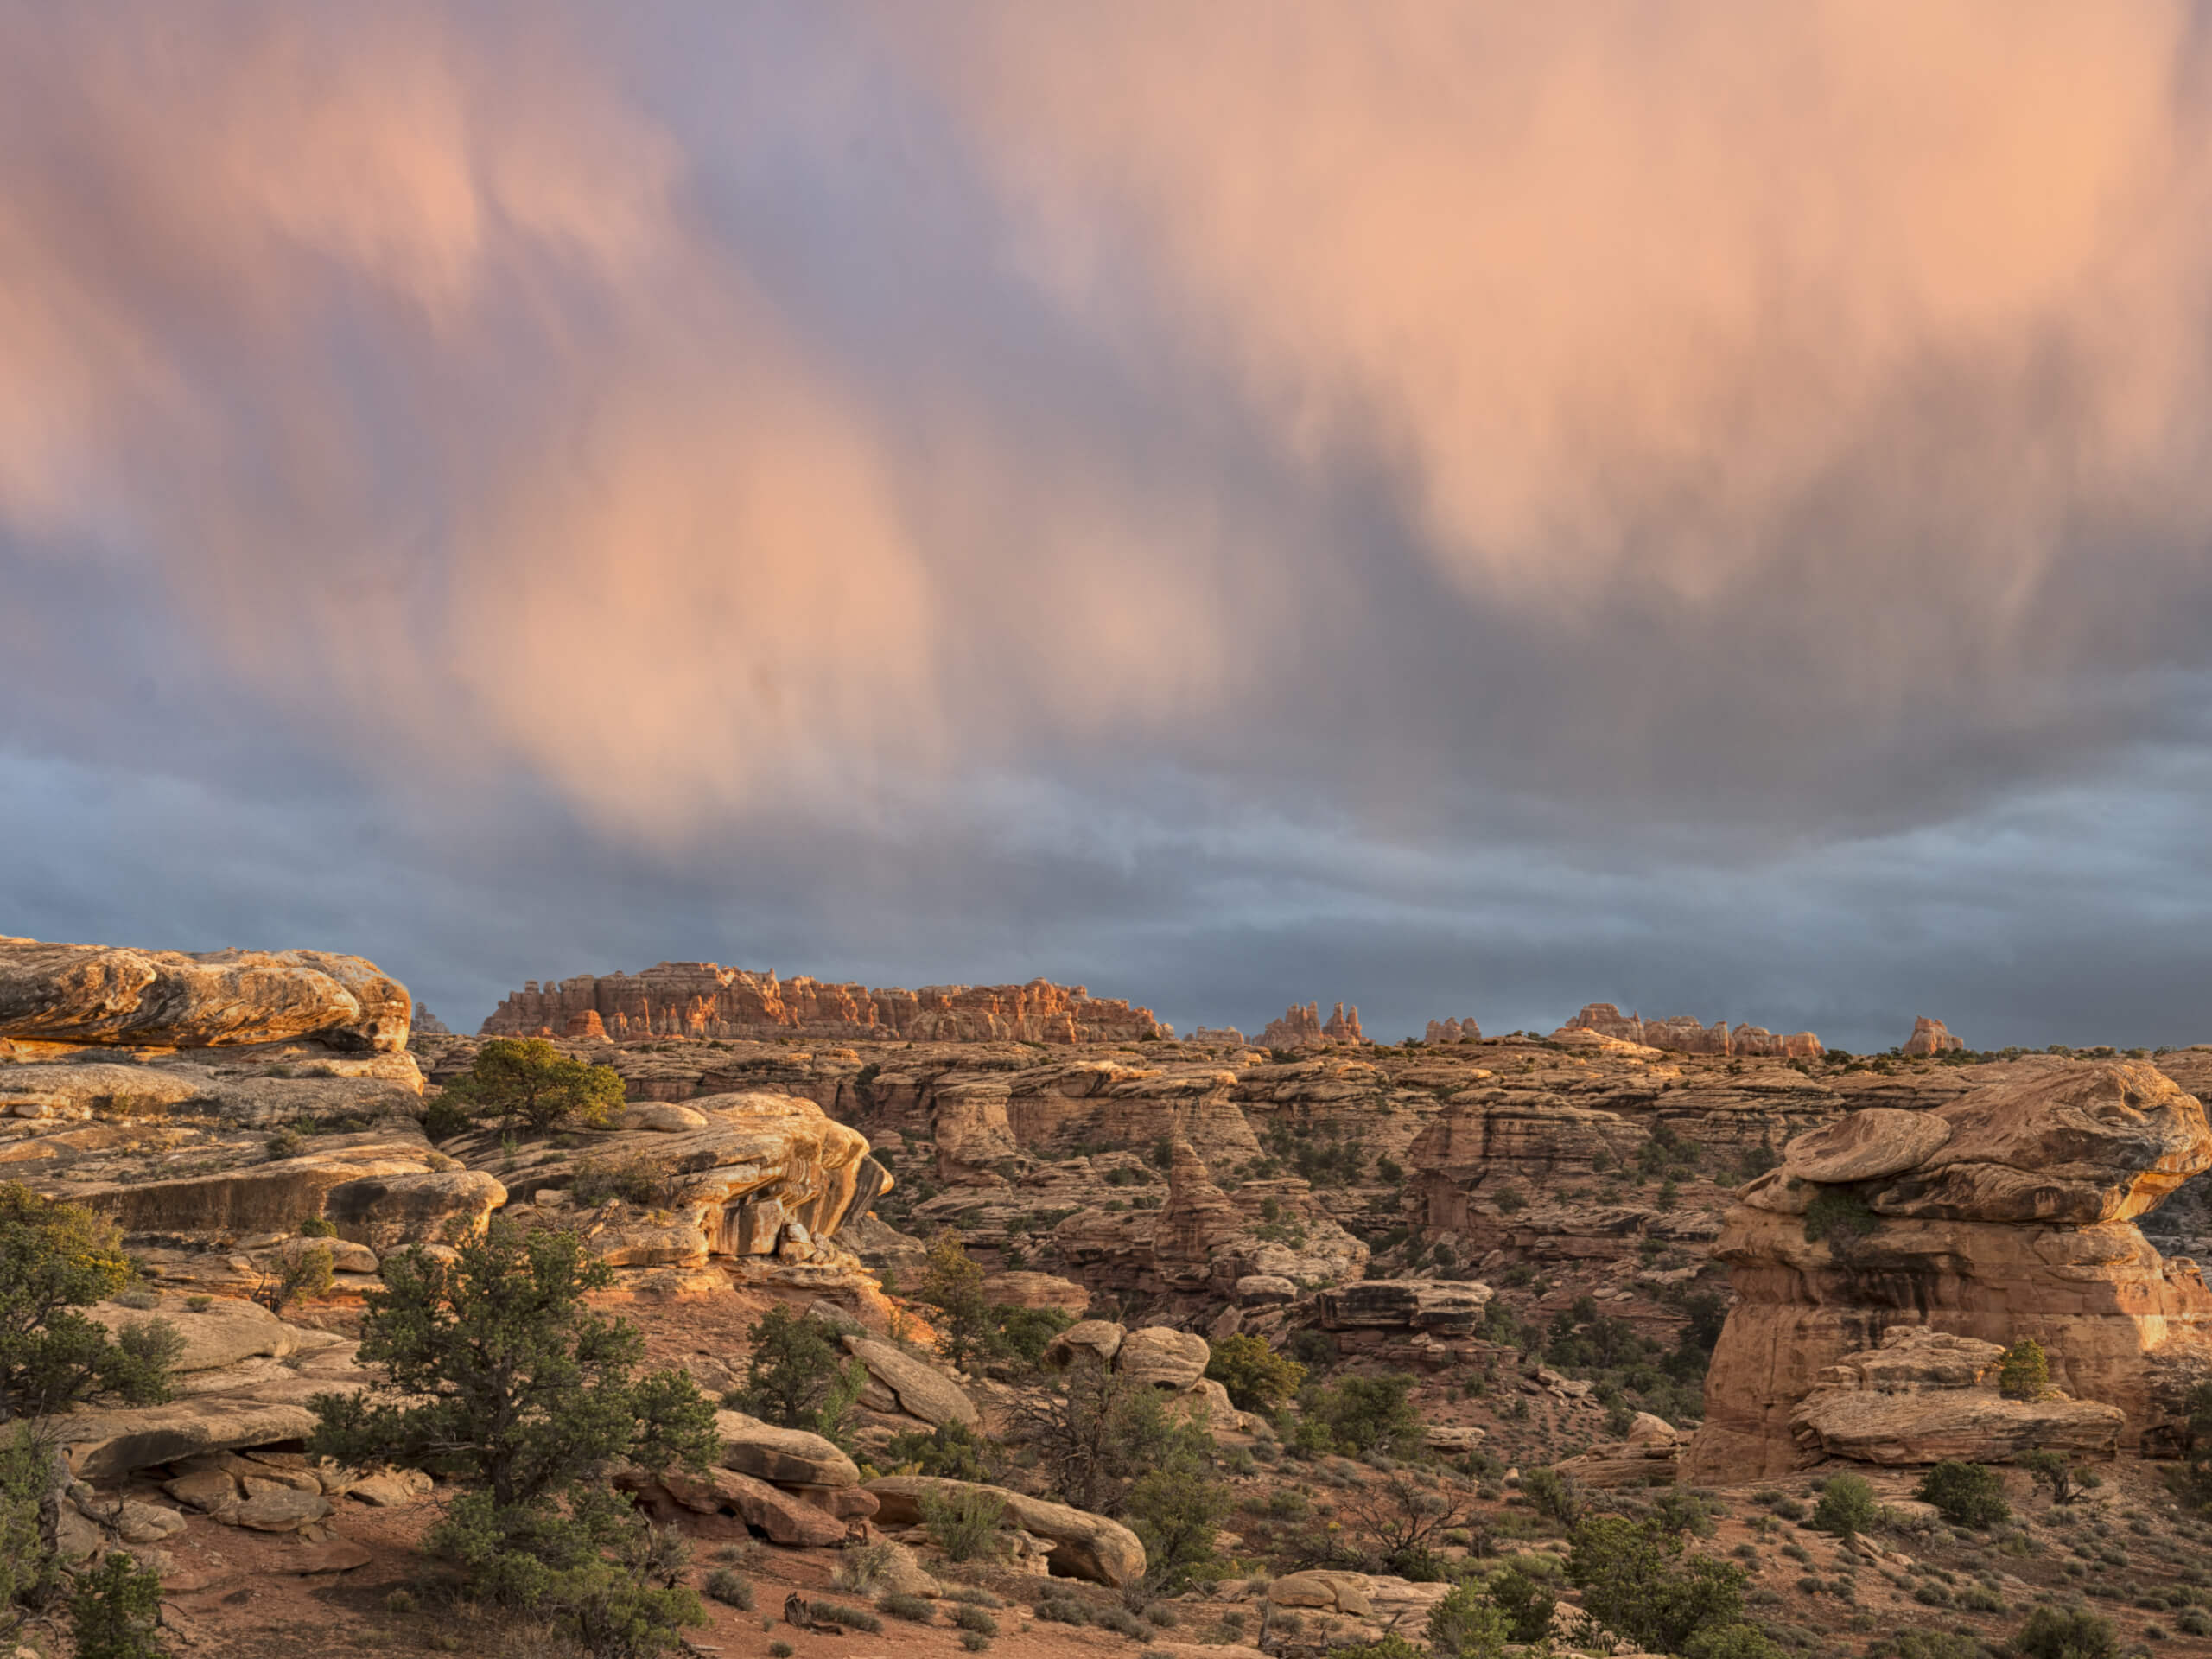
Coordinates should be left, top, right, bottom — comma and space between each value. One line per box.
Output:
481, 962, 1166, 1045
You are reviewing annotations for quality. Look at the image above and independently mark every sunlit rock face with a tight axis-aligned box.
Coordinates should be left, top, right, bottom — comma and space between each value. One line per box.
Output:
1903, 1015, 1967, 1056
480, 961, 1165, 1045
1687, 1062, 2212, 1481
0, 937, 411, 1054
1561, 1002, 1821, 1059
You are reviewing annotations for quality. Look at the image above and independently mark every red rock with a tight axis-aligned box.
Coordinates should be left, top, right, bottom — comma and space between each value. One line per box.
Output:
1258, 1001, 1365, 1049
563, 1010, 607, 1039
1425, 1018, 1481, 1044
1903, 1015, 1966, 1056
1563, 1002, 1820, 1058
482, 963, 1163, 1045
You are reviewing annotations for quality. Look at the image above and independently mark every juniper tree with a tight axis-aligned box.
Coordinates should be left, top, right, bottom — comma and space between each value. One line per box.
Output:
442, 1038, 626, 1132
309, 1219, 718, 1653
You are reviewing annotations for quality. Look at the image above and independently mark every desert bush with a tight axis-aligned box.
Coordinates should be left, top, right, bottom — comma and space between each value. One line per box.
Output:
442, 1038, 625, 1132
959, 1633, 989, 1652
569, 1151, 685, 1211
307, 1218, 718, 1656
2011, 1606, 2118, 1659
1299, 1371, 1424, 1458
882, 1419, 992, 1481
1999, 1338, 2050, 1401
810, 1601, 881, 1633
1205, 1333, 1306, 1414
2020, 1448, 2099, 1506
877, 1592, 934, 1623
0, 1185, 178, 1422
1424, 1584, 1510, 1659
254, 1241, 334, 1314
1915, 1461, 2010, 1529
1484, 1564, 1556, 1642
1802, 1188, 1878, 1246
1009, 1364, 1208, 1516
953, 1605, 998, 1636
70, 1553, 166, 1659
919, 1484, 1007, 1562
1520, 1467, 1586, 1527
1813, 1473, 1878, 1537
728, 1306, 864, 1446
1126, 1464, 1231, 1591
702, 1570, 751, 1610
1567, 1516, 1762, 1658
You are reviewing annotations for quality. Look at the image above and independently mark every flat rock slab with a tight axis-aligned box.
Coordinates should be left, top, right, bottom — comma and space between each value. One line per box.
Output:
841, 1337, 979, 1428
1790, 1386, 2124, 1465
713, 1410, 858, 1487
1784, 1109, 1952, 1183
51, 1399, 320, 1479
233, 1486, 334, 1531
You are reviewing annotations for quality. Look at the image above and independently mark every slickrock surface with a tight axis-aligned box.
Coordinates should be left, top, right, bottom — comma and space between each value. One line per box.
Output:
483, 961, 1165, 1044
0, 937, 411, 1053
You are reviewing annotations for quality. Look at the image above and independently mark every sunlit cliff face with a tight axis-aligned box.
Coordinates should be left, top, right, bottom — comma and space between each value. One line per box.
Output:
8, 3, 2212, 1041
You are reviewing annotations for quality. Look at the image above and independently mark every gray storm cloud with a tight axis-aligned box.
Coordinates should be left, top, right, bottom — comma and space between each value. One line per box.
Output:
5, 2, 2212, 1043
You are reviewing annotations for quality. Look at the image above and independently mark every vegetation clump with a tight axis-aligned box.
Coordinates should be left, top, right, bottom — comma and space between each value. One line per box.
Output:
1205, 1332, 1306, 1414
1914, 1460, 2011, 1529
308, 1218, 720, 1656
728, 1305, 865, 1447
438, 1038, 626, 1132
1999, 1338, 2050, 1402
1811, 1472, 1878, 1538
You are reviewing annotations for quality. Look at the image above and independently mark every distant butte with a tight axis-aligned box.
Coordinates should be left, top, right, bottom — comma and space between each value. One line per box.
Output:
479, 962, 1166, 1046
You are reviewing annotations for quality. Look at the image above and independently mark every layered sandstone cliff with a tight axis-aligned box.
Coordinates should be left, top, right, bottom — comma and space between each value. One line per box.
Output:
1561, 1002, 1821, 1059
482, 963, 1165, 1046
1259, 1001, 1365, 1049
1686, 1062, 2212, 1480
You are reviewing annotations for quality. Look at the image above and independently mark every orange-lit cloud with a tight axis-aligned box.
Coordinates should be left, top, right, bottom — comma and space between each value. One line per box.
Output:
9, 0, 2212, 849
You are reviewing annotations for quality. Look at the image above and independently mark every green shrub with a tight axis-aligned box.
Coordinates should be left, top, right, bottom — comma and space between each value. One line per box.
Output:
299, 1216, 340, 1238
994, 1306, 1076, 1364
1520, 1467, 1585, 1527
1300, 1372, 1424, 1457
1802, 1188, 1878, 1246
1036, 1593, 1090, 1624
307, 1219, 717, 1656
919, 1484, 1007, 1562
70, 1553, 167, 1659
1484, 1566, 1555, 1643
2011, 1606, 2118, 1659
768, 1645, 792, 1658
253, 1242, 334, 1314
0, 1184, 179, 1422
1426, 1583, 1510, 1659
1915, 1462, 2011, 1529
422, 1094, 474, 1142
1813, 1473, 1878, 1537
877, 1592, 934, 1623
811, 1601, 881, 1633
703, 1570, 751, 1610
883, 1420, 990, 1481
569, 1151, 684, 1210
1567, 1516, 1752, 1656
729, 1306, 865, 1446
953, 1605, 998, 1636
1205, 1334, 1306, 1414
440, 1038, 625, 1132
1999, 1338, 2050, 1401
961, 1633, 990, 1652
2020, 1449, 2098, 1505
1125, 1464, 1230, 1590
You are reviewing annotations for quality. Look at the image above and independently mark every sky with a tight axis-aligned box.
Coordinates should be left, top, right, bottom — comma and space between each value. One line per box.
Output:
8, 2, 2212, 1051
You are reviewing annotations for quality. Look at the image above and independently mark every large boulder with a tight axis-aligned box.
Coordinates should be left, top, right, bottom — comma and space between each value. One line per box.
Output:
841, 1337, 980, 1427
713, 1410, 860, 1487
866, 1476, 1145, 1586
1783, 1109, 1951, 1184
1688, 1064, 2212, 1481
1316, 1279, 1495, 1333
1115, 1327, 1210, 1389
48, 1399, 320, 1478
1549, 1413, 1684, 1488
653, 1466, 848, 1547
0, 937, 410, 1052
1043, 1320, 1125, 1370
323, 1169, 506, 1251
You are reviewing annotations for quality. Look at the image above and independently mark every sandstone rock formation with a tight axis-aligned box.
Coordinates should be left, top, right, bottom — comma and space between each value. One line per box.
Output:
1561, 1002, 1821, 1059
1904, 1015, 1967, 1056
1316, 1279, 1494, 1335
1425, 1018, 1481, 1044
1189, 1027, 1247, 1046
1258, 1001, 1365, 1049
0, 937, 410, 1053
1549, 1411, 1686, 1487
1688, 1062, 2212, 1480
1788, 1329, 2123, 1465
483, 962, 1164, 1045
866, 1475, 1145, 1586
